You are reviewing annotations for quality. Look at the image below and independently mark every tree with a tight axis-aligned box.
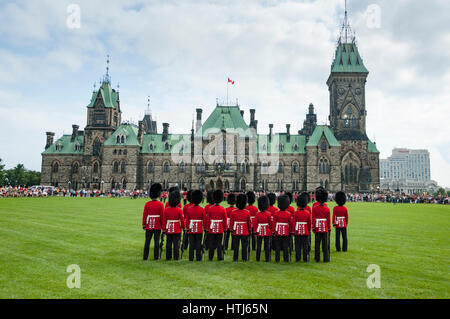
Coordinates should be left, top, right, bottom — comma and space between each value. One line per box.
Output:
434, 187, 446, 197
0, 158, 5, 186
3, 163, 40, 187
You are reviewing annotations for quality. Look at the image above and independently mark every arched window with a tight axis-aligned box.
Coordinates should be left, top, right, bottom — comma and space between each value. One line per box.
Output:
120, 161, 126, 173
320, 180, 323, 187
318, 157, 330, 174
149, 143, 154, 151
292, 161, 299, 173
240, 179, 246, 191
55, 143, 62, 151
179, 162, 185, 173
124, 150, 127, 155
93, 162, 99, 173
321, 141, 327, 151
293, 144, 299, 152
165, 142, 169, 151
118, 149, 122, 155
325, 180, 329, 190
52, 162, 59, 173
163, 161, 170, 173
199, 178, 205, 191
121, 136, 125, 144
113, 161, 119, 173
147, 162, 154, 173
262, 161, 268, 174
93, 138, 101, 156
74, 143, 81, 151
279, 143, 284, 152
116, 136, 120, 144
72, 163, 79, 174
278, 161, 283, 173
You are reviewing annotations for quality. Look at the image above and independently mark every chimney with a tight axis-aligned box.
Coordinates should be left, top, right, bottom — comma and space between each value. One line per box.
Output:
71, 125, 79, 142
196, 108, 202, 132
138, 120, 144, 144
46, 132, 55, 149
240, 110, 244, 118
269, 124, 273, 142
286, 124, 291, 142
250, 109, 255, 122
162, 122, 169, 141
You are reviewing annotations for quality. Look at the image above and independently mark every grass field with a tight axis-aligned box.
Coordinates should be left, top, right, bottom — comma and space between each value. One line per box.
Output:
0, 197, 449, 299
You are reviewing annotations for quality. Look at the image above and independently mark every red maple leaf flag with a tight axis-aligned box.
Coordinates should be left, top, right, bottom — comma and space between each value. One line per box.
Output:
228, 77, 235, 85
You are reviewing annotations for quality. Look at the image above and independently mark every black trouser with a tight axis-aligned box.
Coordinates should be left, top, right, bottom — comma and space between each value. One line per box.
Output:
294, 235, 309, 262
224, 230, 231, 250
143, 229, 161, 260
232, 235, 249, 261
256, 236, 271, 262
335, 228, 348, 251
188, 233, 203, 261
166, 233, 181, 260
327, 230, 331, 255
274, 236, 289, 262
208, 233, 224, 261
251, 232, 257, 251
314, 232, 330, 262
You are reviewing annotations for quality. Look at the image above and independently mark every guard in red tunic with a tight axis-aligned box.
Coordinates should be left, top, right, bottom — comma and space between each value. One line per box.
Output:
333, 191, 349, 252
164, 187, 182, 208
272, 195, 291, 262
224, 193, 237, 250
267, 193, 279, 215
184, 190, 205, 261
162, 191, 186, 260
291, 193, 311, 262
246, 191, 258, 251
230, 194, 252, 261
142, 183, 164, 260
255, 195, 272, 262
286, 192, 295, 214
312, 187, 331, 262
206, 189, 227, 261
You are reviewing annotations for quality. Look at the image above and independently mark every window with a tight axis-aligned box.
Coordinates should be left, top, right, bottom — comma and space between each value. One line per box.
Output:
165, 142, 170, 151
71, 163, 78, 174
293, 144, 298, 152
93, 162, 99, 173
74, 143, 81, 151
321, 141, 327, 151
113, 149, 117, 155
52, 162, 59, 173
120, 161, 126, 173
118, 149, 122, 155
147, 162, 154, 173
278, 143, 284, 152
179, 162, 185, 173
149, 143, 154, 151
93, 138, 101, 156
113, 161, 119, 173
319, 157, 330, 174
278, 161, 283, 173
55, 143, 62, 151
163, 161, 170, 173
292, 161, 299, 173
116, 136, 120, 144
124, 149, 127, 155
121, 136, 125, 144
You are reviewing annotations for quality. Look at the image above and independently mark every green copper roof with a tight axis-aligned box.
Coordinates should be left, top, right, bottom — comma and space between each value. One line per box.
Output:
257, 134, 306, 154
86, 82, 119, 109
104, 124, 140, 146
368, 139, 379, 153
142, 134, 191, 154
198, 106, 250, 137
306, 125, 341, 147
331, 42, 368, 74
42, 135, 84, 155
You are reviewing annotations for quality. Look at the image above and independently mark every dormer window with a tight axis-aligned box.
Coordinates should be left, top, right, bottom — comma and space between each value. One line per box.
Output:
278, 143, 284, 152
262, 144, 266, 151
149, 143, 154, 151
321, 141, 327, 151
116, 133, 127, 144
293, 144, 299, 152
55, 143, 62, 151
74, 143, 81, 151
164, 142, 170, 151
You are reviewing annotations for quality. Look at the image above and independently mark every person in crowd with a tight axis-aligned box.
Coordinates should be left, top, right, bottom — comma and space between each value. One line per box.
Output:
142, 183, 164, 260
333, 191, 349, 252
162, 190, 185, 260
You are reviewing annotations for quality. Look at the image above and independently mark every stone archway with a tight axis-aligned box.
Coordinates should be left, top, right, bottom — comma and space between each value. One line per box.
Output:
216, 178, 223, 190
341, 150, 361, 192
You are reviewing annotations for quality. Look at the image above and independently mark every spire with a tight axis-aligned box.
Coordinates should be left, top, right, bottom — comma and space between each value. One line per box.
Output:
146, 95, 151, 115
103, 54, 111, 84
338, 0, 355, 44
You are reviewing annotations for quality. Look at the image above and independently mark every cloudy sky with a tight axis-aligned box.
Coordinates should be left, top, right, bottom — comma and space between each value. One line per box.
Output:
0, 0, 449, 187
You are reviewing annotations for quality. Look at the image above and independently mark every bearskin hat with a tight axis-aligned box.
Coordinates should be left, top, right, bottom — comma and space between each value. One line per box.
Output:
268, 193, 277, 206
186, 190, 192, 203
191, 190, 203, 205
303, 191, 311, 203
169, 186, 179, 193
236, 193, 248, 210
315, 187, 328, 204
296, 193, 309, 209
257, 195, 269, 213
335, 191, 347, 206
213, 189, 224, 204
286, 192, 293, 204
168, 190, 181, 207
227, 193, 236, 205
246, 191, 256, 205
206, 190, 214, 204
277, 195, 290, 211
149, 183, 162, 199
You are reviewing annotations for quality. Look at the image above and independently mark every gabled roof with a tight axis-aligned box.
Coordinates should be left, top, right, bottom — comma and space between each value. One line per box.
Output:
257, 134, 306, 154
198, 106, 250, 137
368, 139, 380, 153
306, 125, 340, 147
42, 135, 84, 155
331, 42, 369, 74
86, 81, 119, 109
104, 123, 140, 146
142, 134, 191, 154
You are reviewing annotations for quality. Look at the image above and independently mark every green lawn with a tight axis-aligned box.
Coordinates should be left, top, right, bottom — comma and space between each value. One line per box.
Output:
0, 197, 449, 298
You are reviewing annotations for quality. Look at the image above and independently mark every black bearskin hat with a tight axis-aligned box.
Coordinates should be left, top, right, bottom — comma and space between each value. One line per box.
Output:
186, 190, 192, 203
297, 193, 309, 209
191, 190, 203, 205
169, 186, 179, 193
213, 189, 224, 204
257, 195, 269, 213
168, 190, 181, 208
315, 187, 328, 204
246, 191, 256, 205
236, 193, 248, 210
227, 193, 236, 205
206, 190, 214, 205
335, 191, 346, 206
277, 195, 290, 211
268, 193, 277, 206
286, 192, 293, 204
149, 183, 162, 199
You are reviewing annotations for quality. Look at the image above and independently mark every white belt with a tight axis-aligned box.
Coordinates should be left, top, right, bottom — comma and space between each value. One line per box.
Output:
336, 217, 345, 220
316, 218, 326, 227
189, 219, 202, 230
146, 214, 160, 223
166, 219, 180, 229
276, 222, 288, 229
210, 219, 223, 226
256, 223, 269, 233
295, 222, 307, 231
233, 221, 246, 231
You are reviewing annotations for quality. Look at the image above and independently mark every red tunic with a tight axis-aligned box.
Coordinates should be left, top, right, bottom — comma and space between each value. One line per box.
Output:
162, 206, 185, 234
230, 209, 252, 236
185, 205, 205, 234
287, 206, 295, 214
254, 211, 273, 237
245, 205, 258, 231
267, 206, 279, 215
183, 203, 194, 224
332, 205, 349, 228
272, 210, 291, 236
225, 206, 237, 230
206, 204, 227, 234
313, 202, 328, 208
290, 209, 311, 235
204, 204, 213, 217
305, 206, 312, 213
312, 204, 331, 233
142, 200, 165, 230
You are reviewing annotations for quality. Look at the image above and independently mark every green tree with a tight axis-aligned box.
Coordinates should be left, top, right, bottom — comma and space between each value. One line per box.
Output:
5, 164, 26, 186
24, 170, 41, 187
0, 158, 5, 186
434, 187, 446, 196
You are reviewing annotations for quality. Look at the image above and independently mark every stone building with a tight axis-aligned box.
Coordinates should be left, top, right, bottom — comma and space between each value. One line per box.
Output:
41, 14, 380, 193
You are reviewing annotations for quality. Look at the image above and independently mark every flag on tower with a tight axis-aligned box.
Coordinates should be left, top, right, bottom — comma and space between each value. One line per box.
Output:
228, 77, 235, 85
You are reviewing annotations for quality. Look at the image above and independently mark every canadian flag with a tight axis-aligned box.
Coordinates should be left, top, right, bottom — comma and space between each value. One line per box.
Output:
228, 77, 235, 85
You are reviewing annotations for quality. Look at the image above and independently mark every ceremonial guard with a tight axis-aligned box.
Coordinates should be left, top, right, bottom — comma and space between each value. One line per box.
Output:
142, 183, 164, 260
165, 187, 182, 208
162, 191, 185, 260
267, 193, 279, 215
224, 193, 237, 250
230, 194, 252, 261
255, 195, 272, 262
272, 195, 291, 262
286, 192, 295, 214
312, 188, 331, 262
333, 191, 349, 252
291, 193, 311, 262
204, 190, 214, 251
206, 190, 227, 261
185, 190, 205, 261
245, 191, 258, 251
